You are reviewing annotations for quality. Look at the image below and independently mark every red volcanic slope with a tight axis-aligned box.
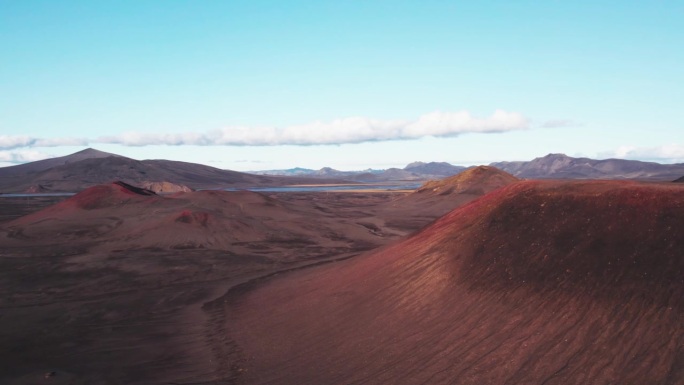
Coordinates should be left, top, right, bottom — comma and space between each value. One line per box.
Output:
5, 182, 390, 254
229, 180, 684, 385
40, 181, 156, 213
66, 181, 157, 210
413, 165, 519, 196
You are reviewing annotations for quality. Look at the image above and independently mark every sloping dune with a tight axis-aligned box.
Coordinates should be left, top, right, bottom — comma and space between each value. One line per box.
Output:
228, 180, 684, 384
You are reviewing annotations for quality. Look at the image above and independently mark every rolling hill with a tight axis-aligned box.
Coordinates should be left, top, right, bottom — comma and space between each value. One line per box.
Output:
1, 181, 390, 257
228, 179, 684, 384
0, 148, 344, 193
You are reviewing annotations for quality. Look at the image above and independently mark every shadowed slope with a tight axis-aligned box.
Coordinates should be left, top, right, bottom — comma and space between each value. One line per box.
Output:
228, 180, 684, 385
675, 176, 684, 183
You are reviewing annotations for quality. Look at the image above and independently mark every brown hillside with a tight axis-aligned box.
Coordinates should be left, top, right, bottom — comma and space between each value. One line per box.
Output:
228, 180, 684, 385
2, 183, 394, 258
0, 148, 349, 193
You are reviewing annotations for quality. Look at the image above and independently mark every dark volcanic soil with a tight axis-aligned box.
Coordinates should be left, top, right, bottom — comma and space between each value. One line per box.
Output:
227, 180, 684, 385
0, 182, 481, 385
0, 196, 69, 224
6, 178, 680, 384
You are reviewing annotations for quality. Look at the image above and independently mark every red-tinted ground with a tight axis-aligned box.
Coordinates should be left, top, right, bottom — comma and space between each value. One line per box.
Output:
3, 183, 399, 260
228, 180, 684, 384
8, 176, 678, 384
1, 177, 502, 384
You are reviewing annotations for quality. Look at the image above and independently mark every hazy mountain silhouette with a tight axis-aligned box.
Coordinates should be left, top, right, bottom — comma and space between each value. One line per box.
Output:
0, 148, 121, 176
403, 161, 466, 176
491, 153, 684, 180
0, 148, 344, 193
251, 161, 466, 181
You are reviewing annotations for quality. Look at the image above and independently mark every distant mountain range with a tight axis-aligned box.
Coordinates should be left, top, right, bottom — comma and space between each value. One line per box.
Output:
0, 148, 346, 193
251, 161, 468, 182
2, 149, 683, 193
490, 153, 684, 181
253, 154, 684, 182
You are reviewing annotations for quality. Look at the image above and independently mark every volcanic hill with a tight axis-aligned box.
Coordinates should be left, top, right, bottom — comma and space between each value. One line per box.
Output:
2, 181, 399, 259
0, 148, 344, 193
0, 148, 121, 176
228, 180, 684, 384
380, 166, 519, 230
413, 165, 519, 196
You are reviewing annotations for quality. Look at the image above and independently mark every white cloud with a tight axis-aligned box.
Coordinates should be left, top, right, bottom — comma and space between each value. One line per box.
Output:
97, 118, 406, 146
97, 131, 215, 147
0, 149, 54, 164
406, 110, 529, 137
2, 110, 534, 149
34, 137, 89, 147
540, 119, 578, 128
98, 110, 531, 147
605, 144, 684, 163
0, 135, 35, 150
0, 135, 88, 150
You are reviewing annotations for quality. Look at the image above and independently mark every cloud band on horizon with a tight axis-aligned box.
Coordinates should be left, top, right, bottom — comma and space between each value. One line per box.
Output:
0, 135, 89, 150
2, 110, 531, 150
99, 110, 530, 146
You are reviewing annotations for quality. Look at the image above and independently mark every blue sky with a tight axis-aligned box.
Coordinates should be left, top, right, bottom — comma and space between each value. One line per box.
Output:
1, 1, 683, 170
